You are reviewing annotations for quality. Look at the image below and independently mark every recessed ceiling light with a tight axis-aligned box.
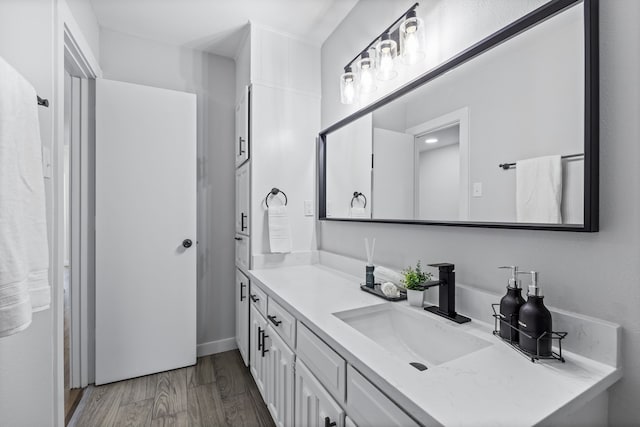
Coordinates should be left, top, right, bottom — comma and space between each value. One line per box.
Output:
425, 138, 438, 144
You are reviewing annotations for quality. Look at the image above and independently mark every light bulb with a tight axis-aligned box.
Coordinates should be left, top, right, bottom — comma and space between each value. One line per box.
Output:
404, 31, 419, 64
343, 79, 355, 103
380, 53, 394, 78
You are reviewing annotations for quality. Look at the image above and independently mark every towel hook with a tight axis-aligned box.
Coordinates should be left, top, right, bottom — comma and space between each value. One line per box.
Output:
265, 188, 288, 207
351, 191, 367, 208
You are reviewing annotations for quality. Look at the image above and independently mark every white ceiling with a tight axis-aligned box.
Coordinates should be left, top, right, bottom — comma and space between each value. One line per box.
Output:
90, 0, 359, 58
417, 124, 460, 152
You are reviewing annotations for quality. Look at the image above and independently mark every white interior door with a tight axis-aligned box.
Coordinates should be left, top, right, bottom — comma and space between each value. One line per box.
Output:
95, 79, 197, 385
372, 128, 414, 219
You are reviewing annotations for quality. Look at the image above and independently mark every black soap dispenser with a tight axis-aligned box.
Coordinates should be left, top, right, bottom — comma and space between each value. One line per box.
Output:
498, 266, 526, 342
517, 271, 552, 356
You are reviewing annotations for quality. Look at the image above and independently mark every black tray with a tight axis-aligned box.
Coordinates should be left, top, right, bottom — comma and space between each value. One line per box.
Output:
360, 283, 406, 301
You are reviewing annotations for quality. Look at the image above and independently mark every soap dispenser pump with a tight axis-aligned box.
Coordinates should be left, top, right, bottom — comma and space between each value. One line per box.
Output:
498, 266, 526, 341
517, 271, 552, 356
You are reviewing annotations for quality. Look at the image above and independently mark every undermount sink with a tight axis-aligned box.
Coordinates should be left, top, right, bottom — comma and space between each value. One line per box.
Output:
334, 303, 492, 369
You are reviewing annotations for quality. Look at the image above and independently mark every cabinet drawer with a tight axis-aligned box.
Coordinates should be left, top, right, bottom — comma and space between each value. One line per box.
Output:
266, 298, 296, 349
297, 323, 346, 404
250, 283, 268, 317
346, 366, 418, 427
235, 234, 249, 272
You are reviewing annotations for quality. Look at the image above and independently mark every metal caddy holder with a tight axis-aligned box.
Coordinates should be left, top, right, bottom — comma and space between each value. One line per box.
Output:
491, 304, 567, 363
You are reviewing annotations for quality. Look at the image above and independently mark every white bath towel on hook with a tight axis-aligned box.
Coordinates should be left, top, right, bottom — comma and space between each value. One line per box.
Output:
268, 205, 292, 253
0, 56, 50, 337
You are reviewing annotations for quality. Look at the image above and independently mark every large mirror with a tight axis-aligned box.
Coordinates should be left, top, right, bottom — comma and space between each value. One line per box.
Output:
319, 0, 598, 231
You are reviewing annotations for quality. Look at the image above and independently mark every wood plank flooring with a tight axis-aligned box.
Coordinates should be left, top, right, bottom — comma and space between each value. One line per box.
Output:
70, 351, 274, 427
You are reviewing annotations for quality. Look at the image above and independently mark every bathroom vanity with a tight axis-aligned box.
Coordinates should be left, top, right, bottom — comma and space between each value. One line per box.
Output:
246, 255, 620, 426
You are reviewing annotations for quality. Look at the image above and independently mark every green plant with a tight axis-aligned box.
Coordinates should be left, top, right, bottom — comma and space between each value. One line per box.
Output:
401, 261, 433, 290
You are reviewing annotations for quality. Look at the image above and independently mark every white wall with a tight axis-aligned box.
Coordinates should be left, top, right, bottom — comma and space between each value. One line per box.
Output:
64, 0, 100, 61
320, 1, 640, 425
419, 144, 460, 220
248, 24, 321, 259
99, 29, 237, 352
326, 114, 372, 218
0, 1, 55, 425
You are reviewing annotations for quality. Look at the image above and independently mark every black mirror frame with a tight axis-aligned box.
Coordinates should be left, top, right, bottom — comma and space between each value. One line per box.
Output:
318, 0, 598, 232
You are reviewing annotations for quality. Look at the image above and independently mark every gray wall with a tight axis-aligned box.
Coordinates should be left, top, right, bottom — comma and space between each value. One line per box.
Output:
100, 29, 237, 351
320, 1, 640, 425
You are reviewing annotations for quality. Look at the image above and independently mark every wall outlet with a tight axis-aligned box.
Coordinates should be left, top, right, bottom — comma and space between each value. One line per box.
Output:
304, 200, 314, 216
473, 182, 483, 197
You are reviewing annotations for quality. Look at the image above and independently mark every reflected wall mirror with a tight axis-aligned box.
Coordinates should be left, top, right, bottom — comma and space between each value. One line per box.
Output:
318, 0, 599, 232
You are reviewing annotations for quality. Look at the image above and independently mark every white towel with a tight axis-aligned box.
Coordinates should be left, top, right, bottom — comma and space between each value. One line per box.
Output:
0, 56, 50, 337
268, 205, 292, 253
516, 155, 562, 224
349, 207, 368, 218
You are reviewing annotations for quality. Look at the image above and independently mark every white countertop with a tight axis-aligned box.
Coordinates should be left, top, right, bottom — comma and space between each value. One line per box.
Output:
248, 264, 621, 427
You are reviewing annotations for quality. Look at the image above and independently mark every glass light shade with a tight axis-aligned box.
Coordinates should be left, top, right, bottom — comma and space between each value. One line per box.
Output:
356, 51, 377, 94
375, 34, 398, 81
400, 11, 425, 65
340, 67, 357, 105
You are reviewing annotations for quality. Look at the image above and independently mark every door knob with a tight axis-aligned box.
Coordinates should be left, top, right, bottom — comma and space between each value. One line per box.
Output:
182, 239, 193, 248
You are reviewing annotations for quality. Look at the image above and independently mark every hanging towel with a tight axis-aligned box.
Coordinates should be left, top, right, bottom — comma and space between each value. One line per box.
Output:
349, 207, 368, 218
516, 155, 562, 224
268, 205, 292, 253
0, 56, 50, 337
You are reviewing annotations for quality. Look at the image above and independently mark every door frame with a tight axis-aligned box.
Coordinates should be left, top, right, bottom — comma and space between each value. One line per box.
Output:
405, 107, 470, 221
54, 2, 101, 425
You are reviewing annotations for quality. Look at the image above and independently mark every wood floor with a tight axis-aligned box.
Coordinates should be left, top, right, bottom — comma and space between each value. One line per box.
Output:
70, 351, 274, 427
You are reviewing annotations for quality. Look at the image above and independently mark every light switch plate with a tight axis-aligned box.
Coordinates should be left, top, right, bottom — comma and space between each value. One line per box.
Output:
473, 182, 482, 197
42, 147, 51, 179
304, 200, 314, 216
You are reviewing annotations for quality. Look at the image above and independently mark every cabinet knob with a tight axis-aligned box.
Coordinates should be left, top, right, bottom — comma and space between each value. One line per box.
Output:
324, 417, 337, 427
182, 239, 193, 248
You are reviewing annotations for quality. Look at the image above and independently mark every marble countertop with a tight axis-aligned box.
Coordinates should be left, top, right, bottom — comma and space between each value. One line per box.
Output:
248, 263, 621, 426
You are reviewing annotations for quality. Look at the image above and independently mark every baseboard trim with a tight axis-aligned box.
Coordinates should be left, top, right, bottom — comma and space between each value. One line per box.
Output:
197, 337, 238, 357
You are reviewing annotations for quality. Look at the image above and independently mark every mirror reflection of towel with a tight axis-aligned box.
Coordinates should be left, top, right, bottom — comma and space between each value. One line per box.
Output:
516, 155, 562, 224
349, 207, 368, 218
268, 206, 292, 253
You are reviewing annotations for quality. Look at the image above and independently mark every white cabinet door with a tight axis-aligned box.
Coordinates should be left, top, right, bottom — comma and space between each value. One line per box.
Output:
295, 360, 344, 427
250, 304, 269, 400
267, 326, 295, 427
235, 163, 250, 235
235, 233, 249, 272
346, 365, 419, 427
235, 269, 249, 367
235, 85, 250, 167
345, 416, 357, 427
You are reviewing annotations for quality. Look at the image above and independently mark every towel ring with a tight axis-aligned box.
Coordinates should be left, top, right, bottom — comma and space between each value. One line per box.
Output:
265, 188, 288, 207
351, 191, 367, 208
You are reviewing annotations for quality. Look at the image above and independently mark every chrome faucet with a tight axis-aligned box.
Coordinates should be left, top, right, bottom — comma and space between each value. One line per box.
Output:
422, 263, 471, 324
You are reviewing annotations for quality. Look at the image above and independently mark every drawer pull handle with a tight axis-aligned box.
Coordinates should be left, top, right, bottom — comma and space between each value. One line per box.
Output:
250, 294, 260, 303
240, 282, 246, 301
324, 417, 337, 427
241, 213, 247, 231
268, 315, 282, 326
258, 326, 263, 351
261, 330, 270, 357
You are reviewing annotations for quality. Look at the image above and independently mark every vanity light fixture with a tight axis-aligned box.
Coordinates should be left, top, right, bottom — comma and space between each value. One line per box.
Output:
340, 66, 357, 105
339, 2, 420, 105
425, 138, 438, 144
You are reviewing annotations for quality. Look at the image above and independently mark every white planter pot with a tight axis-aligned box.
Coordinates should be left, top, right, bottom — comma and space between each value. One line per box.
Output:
407, 289, 424, 307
